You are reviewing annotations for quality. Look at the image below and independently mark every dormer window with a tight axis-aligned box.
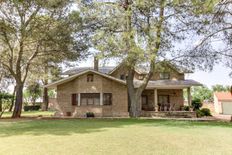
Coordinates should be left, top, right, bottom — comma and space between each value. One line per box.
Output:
138, 75, 144, 80
160, 72, 170, 80
87, 74, 94, 82
120, 74, 125, 80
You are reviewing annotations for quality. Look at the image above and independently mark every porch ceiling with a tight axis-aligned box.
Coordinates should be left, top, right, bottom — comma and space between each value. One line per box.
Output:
134, 79, 202, 89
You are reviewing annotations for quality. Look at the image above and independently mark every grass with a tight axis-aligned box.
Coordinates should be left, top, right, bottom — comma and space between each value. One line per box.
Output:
0, 119, 232, 155
1, 111, 54, 118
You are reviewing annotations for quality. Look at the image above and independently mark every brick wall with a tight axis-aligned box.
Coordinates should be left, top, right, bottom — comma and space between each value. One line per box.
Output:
57, 72, 129, 117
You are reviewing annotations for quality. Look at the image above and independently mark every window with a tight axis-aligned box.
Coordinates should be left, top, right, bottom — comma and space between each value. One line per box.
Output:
120, 74, 125, 80
103, 93, 112, 105
160, 72, 170, 80
142, 95, 148, 105
80, 93, 100, 106
87, 74, 94, 82
138, 75, 144, 80
71, 93, 78, 106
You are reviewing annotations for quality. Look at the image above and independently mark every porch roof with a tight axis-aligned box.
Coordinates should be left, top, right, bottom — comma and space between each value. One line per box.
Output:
134, 79, 202, 89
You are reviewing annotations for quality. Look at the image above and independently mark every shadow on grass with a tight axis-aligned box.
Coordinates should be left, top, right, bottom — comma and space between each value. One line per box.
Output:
0, 118, 231, 137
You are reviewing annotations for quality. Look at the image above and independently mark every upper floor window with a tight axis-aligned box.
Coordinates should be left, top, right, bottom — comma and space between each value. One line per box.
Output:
87, 74, 94, 82
160, 72, 170, 80
138, 75, 144, 80
120, 74, 125, 80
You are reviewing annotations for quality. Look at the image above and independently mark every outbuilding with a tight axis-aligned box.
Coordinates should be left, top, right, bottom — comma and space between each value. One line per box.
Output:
214, 90, 232, 115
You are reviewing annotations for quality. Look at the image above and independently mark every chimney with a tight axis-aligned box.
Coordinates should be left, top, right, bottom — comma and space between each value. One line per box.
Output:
94, 56, 99, 71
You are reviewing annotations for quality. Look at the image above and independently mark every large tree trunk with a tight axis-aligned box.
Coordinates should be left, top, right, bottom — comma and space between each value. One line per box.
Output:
42, 87, 49, 111
127, 69, 143, 117
9, 86, 16, 112
12, 83, 23, 118
0, 99, 2, 112
128, 92, 141, 117
42, 64, 49, 111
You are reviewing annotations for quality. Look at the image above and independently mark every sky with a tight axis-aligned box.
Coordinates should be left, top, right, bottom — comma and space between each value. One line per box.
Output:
187, 64, 231, 88
71, 57, 232, 88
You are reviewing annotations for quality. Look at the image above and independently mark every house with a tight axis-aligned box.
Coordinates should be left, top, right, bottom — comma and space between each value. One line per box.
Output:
45, 58, 202, 117
214, 89, 232, 115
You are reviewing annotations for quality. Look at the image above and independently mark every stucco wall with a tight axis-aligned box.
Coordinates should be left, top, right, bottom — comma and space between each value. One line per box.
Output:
57, 72, 128, 117
214, 94, 222, 114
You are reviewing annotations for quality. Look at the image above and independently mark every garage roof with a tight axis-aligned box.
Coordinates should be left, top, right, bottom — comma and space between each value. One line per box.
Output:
215, 92, 232, 101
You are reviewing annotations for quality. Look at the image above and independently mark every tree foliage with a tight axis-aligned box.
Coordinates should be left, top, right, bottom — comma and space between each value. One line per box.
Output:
193, 0, 232, 76
0, 92, 13, 117
24, 82, 42, 105
0, 0, 88, 118
191, 86, 213, 102
78, 0, 218, 117
212, 84, 230, 92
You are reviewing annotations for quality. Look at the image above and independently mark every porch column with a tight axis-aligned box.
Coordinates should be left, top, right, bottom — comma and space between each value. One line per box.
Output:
187, 87, 192, 106
154, 89, 158, 111
100, 93, 103, 106
78, 93, 81, 106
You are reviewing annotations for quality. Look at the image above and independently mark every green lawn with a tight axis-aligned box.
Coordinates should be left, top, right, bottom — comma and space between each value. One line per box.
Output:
1, 111, 54, 118
0, 119, 232, 155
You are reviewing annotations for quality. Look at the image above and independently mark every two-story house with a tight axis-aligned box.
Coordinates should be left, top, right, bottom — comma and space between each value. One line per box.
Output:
45, 58, 202, 117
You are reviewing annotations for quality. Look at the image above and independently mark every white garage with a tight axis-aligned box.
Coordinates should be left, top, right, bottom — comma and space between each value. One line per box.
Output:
214, 92, 232, 115
221, 102, 232, 115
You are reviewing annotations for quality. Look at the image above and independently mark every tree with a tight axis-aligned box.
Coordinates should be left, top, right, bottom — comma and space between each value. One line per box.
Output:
212, 84, 230, 92
25, 82, 42, 105
79, 0, 218, 117
193, 0, 232, 76
0, 92, 13, 117
26, 10, 89, 111
191, 86, 213, 102
0, 0, 87, 118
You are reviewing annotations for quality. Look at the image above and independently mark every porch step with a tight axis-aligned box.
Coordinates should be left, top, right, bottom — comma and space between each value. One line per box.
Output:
141, 111, 197, 118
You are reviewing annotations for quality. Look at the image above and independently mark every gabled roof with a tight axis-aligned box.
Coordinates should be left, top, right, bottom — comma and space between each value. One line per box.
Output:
63, 61, 193, 76
62, 66, 115, 75
45, 70, 126, 89
214, 92, 232, 101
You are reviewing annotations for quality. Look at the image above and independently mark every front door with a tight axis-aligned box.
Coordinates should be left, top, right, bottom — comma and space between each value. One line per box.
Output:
158, 95, 169, 104
158, 95, 170, 111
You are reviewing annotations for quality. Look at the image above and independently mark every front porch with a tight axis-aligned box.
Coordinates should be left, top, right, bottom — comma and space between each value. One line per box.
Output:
141, 88, 192, 111
140, 87, 195, 117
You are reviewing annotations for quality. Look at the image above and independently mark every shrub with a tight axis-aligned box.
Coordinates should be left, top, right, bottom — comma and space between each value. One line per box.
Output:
196, 108, 212, 117
191, 98, 202, 111
196, 110, 204, 117
183, 106, 190, 111
24, 105, 40, 111
200, 108, 212, 116
86, 112, 94, 118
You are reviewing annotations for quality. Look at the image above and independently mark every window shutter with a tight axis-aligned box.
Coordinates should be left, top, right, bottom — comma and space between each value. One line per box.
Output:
72, 94, 77, 105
